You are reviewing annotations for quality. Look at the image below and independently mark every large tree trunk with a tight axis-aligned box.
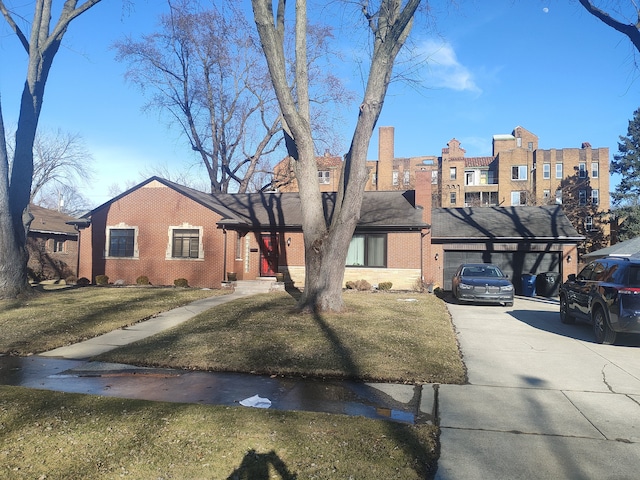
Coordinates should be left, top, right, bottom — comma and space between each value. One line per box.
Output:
0, 0, 103, 298
252, 0, 421, 312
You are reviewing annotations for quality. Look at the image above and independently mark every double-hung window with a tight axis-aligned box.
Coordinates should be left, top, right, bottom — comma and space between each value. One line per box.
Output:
346, 234, 386, 267
511, 191, 527, 205
542, 163, 550, 179
109, 228, 135, 257
591, 189, 599, 205
172, 229, 200, 258
579, 163, 587, 178
511, 165, 527, 181
318, 171, 330, 184
591, 162, 599, 178
579, 190, 587, 206
555, 163, 563, 179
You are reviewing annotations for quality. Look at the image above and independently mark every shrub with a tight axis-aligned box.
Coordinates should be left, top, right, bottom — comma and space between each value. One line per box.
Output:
378, 281, 392, 291
136, 275, 150, 285
95, 275, 109, 285
174, 278, 189, 288
65, 275, 78, 285
76, 277, 91, 286
345, 281, 356, 289
346, 280, 372, 291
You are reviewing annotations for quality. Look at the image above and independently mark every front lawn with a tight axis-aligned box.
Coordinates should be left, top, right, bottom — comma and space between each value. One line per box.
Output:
97, 291, 466, 384
0, 286, 225, 355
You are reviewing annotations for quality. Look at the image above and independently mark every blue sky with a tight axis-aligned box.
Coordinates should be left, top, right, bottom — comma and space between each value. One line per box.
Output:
0, 0, 638, 208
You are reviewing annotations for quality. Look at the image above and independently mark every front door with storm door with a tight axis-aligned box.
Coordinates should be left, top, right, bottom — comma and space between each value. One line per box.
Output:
259, 234, 278, 276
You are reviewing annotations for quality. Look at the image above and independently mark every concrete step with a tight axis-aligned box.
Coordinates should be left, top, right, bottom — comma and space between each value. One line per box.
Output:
233, 279, 280, 294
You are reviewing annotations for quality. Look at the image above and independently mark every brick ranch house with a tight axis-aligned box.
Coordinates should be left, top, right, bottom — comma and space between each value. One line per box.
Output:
76, 171, 582, 291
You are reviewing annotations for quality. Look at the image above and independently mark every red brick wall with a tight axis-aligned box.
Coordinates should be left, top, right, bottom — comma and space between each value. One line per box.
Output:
27, 233, 78, 280
82, 181, 232, 288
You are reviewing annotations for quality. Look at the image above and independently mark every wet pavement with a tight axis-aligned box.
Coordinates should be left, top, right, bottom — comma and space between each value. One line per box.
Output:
0, 355, 436, 425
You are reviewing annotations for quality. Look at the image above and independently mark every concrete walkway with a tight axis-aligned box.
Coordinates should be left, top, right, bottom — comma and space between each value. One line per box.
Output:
435, 296, 640, 480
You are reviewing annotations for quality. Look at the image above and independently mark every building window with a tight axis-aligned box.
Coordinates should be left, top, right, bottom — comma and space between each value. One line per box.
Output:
591, 189, 599, 205
318, 171, 330, 184
543, 163, 550, 179
431, 170, 438, 184
346, 234, 386, 267
392, 171, 399, 186
591, 162, 599, 178
555, 189, 563, 205
579, 190, 587, 206
235, 232, 243, 260
528, 142, 534, 151
579, 163, 587, 178
543, 189, 550, 200
53, 239, 65, 253
465, 171, 475, 186
449, 167, 457, 180
585, 216, 594, 231
511, 191, 527, 206
372, 173, 377, 185
403, 170, 410, 185
108, 228, 135, 257
172, 229, 200, 258
511, 165, 527, 181
555, 163, 563, 179
450, 191, 456, 205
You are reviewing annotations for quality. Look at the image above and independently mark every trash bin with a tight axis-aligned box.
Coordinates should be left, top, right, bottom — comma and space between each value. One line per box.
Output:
521, 273, 537, 297
536, 272, 560, 297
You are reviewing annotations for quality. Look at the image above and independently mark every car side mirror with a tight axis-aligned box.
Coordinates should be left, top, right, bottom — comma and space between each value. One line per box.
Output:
567, 274, 576, 282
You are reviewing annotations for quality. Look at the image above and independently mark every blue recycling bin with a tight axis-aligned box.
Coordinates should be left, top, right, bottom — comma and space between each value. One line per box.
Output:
521, 273, 537, 297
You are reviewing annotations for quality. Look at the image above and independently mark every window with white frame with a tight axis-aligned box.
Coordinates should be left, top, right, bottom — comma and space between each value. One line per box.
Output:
392, 171, 399, 186
579, 190, 587, 206
318, 171, 330, 184
511, 191, 527, 205
511, 165, 527, 181
543, 163, 550, 179
372, 173, 377, 185
107, 227, 137, 258
555, 163, 563, 179
591, 189, 599, 205
579, 163, 587, 178
403, 170, 410, 185
465, 171, 474, 186
346, 233, 386, 267
450, 191, 456, 205
555, 189, 563, 205
431, 170, 438, 184
52, 239, 65, 253
591, 162, 599, 178
450, 167, 457, 180
543, 189, 551, 200
585, 216, 594, 231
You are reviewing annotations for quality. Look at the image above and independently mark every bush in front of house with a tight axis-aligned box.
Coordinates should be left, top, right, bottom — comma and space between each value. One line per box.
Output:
65, 275, 78, 285
378, 281, 392, 291
346, 279, 372, 291
76, 277, 90, 286
136, 275, 150, 285
95, 275, 109, 285
174, 278, 189, 288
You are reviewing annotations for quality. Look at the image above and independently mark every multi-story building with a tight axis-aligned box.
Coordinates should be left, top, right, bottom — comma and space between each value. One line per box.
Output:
272, 125, 610, 254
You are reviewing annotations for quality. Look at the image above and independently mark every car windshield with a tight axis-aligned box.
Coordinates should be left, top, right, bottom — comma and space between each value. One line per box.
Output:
462, 266, 502, 277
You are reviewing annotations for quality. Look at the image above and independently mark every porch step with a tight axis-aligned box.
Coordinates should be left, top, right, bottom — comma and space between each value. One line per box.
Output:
233, 279, 280, 295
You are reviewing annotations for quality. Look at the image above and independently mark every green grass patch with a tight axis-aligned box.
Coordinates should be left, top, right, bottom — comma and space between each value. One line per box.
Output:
0, 385, 439, 479
0, 286, 226, 355
98, 292, 466, 384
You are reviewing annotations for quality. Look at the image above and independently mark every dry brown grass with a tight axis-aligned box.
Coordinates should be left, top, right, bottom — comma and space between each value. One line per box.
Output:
0, 286, 226, 355
98, 291, 466, 385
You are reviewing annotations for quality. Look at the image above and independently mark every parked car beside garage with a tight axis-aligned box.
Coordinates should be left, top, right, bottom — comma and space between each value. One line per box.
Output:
559, 256, 640, 344
452, 263, 514, 306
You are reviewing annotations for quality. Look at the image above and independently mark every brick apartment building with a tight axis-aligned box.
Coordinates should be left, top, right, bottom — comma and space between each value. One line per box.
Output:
275, 125, 610, 257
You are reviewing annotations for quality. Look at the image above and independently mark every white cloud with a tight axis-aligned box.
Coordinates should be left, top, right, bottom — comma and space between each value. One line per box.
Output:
419, 39, 481, 94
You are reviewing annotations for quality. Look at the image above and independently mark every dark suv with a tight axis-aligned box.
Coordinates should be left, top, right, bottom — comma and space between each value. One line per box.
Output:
559, 256, 640, 344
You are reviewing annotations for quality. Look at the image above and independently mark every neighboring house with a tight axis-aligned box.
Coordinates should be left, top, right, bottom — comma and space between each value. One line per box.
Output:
582, 236, 640, 260
76, 174, 433, 290
27, 204, 79, 280
429, 205, 583, 292
274, 125, 610, 258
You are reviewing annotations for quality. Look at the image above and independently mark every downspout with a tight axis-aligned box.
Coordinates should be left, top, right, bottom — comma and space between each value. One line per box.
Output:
222, 227, 228, 282
74, 224, 81, 278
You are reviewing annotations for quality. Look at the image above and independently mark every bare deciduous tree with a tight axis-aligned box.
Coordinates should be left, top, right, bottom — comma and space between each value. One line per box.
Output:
252, 0, 423, 312
0, 0, 103, 298
578, 0, 640, 53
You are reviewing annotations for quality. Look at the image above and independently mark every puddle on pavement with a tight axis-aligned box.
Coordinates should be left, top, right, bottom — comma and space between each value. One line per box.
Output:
0, 356, 429, 425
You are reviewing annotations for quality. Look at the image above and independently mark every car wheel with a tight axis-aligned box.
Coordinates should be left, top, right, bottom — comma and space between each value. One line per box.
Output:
559, 295, 575, 325
593, 307, 616, 345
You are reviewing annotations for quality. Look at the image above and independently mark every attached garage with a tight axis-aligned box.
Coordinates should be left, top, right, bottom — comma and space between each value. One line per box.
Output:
431, 206, 583, 292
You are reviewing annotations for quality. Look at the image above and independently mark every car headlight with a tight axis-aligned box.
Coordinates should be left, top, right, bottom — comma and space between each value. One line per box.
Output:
459, 283, 473, 290
501, 285, 514, 292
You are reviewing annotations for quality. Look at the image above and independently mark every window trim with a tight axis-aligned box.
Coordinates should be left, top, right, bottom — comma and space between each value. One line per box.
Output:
318, 170, 330, 184
579, 190, 587, 206
511, 191, 527, 206
542, 163, 550, 179
579, 162, 587, 178
106, 225, 138, 259
555, 163, 563, 179
449, 167, 457, 180
346, 233, 387, 268
591, 162, 599, 178
166, 224, 204, 260
591, 189, 599, 205
511, 165, 527, 181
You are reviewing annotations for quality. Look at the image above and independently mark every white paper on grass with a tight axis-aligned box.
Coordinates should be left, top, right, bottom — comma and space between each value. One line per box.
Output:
239, 394, 272, 408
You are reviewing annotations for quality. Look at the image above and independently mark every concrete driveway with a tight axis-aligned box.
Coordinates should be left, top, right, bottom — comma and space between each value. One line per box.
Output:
436, 295, 640, 479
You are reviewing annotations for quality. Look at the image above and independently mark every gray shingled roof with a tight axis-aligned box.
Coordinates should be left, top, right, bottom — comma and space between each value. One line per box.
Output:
583, 236, 640, 258
29, 204, 79, 236
90, 177, 428, 231
432, 206, 583, 241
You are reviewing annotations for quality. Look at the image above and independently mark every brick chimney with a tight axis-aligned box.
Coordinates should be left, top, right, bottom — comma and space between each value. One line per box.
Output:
377, 126, 394, 190
415, 170, 432, 226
